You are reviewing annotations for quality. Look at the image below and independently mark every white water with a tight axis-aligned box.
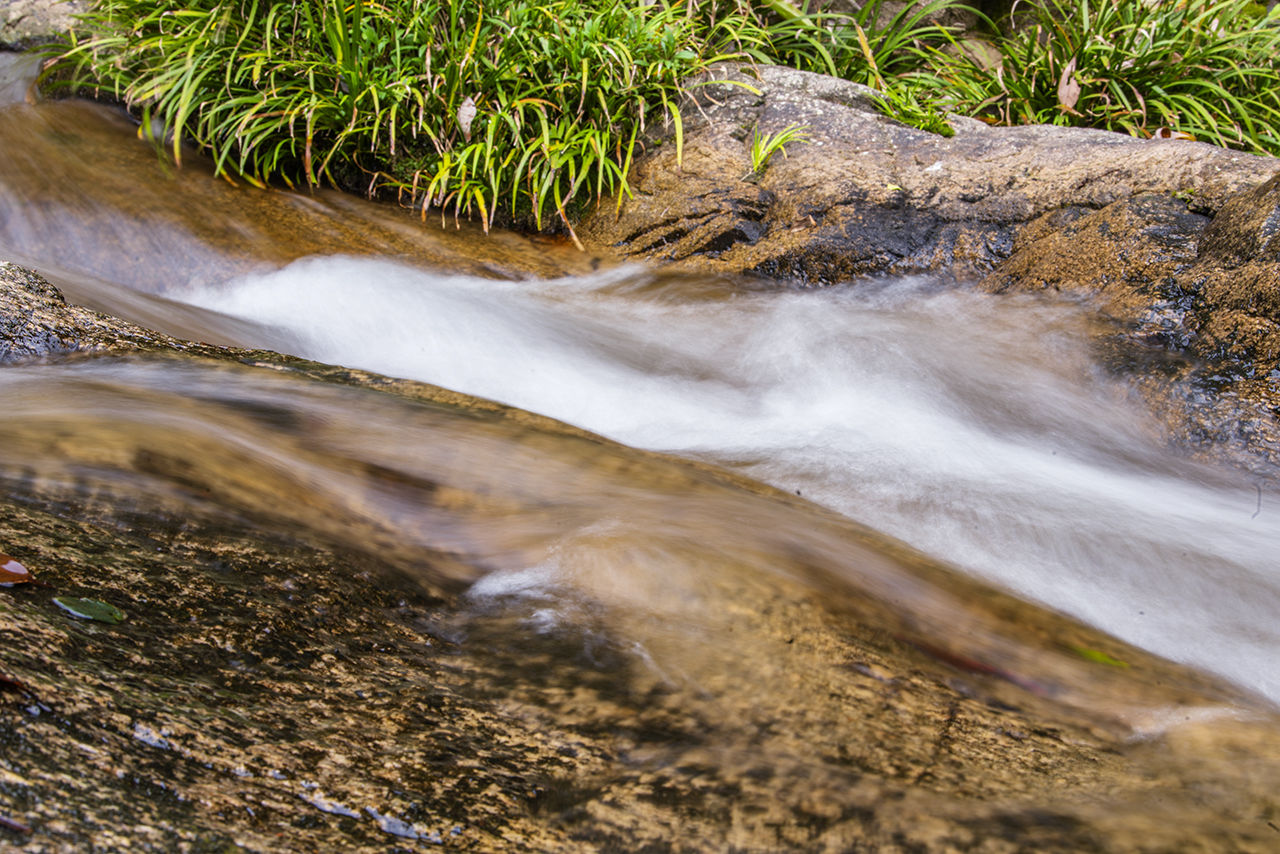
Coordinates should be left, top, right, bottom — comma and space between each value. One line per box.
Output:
181, 256, 1280, 704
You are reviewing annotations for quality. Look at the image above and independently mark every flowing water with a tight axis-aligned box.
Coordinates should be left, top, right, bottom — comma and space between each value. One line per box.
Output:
3, 52, 1280, 846
177, 259, 1280, 702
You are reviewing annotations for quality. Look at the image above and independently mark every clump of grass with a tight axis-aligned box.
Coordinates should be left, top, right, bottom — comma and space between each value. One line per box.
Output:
690, 1, 965, 136
927, 0, 1280, 153
47, 0, 1280, 243
695, 0, 966, 87
45, 0, 975, 236
47, 0, 744, 241
746, 122, 809, 177
873, 79, 955, 137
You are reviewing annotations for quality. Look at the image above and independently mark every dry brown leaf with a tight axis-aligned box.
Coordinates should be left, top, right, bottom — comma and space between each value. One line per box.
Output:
1057, 56, 1081, 114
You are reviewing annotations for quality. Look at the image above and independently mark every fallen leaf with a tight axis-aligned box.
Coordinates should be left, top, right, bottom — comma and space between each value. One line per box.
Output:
0, 554, 31, 587
53, 597, 126, 624
1057, 56, 1081, 113
1150, 126, 1195, 141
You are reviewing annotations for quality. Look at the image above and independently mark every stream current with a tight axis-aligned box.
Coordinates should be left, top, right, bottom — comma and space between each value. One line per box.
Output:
2, 51, 1278, 718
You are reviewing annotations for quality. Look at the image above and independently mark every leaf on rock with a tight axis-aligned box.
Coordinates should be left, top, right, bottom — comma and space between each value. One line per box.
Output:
1071, 645, 1130, 668
0, 672, 34, 696
0, 554, 32, 587
1150, 126, 1195, 141
53, 596, 126, 624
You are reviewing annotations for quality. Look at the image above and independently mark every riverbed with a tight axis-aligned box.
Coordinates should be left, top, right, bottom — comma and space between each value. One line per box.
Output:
3, 51, 1280, 850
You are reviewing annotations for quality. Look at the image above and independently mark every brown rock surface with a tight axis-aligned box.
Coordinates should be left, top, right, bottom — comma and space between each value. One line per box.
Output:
6, 264, 1280, 850
981, 195, 1206, 349
581, 63, 1280, 283
977, 184, 1280, 470
1190, 173, 1280, 374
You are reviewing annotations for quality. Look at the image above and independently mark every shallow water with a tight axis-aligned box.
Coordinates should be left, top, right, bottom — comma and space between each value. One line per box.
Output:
166, 259, 1279, 704
0, 54, 1277, 725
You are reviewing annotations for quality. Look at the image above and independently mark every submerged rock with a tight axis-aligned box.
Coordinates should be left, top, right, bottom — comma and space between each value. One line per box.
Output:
4, 263, 1280, 851
582, 63, 1280, 283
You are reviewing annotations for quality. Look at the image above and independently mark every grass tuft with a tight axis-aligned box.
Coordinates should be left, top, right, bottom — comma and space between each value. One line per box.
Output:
747, 122, 809, 177
46, 0, 745, 237
924, 0, 1280, 154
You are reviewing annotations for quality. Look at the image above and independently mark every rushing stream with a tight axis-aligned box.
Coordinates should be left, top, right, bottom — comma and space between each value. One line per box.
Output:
182, 259, 1280, 705
4, 54, 1280, 846
2, 52, 1276, 710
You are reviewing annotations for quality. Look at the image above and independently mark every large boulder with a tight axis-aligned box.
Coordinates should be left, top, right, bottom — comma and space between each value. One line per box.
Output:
581, 63, 1280, 283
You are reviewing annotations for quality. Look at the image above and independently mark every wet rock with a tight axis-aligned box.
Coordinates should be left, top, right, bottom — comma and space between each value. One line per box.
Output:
0, 0, 83, 48
0, 260, 233, 362
981, 195, 1208, 350
581, 63, 1280, 283
1188, 173, 1280, 373
976, 181, 1280, 471
7, 264, 1280, 850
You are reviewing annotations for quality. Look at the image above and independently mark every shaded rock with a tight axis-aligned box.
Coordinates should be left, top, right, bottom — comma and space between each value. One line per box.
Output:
581, 64, 1280, 283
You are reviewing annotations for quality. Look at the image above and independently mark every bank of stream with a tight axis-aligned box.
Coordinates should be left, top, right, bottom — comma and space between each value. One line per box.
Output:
3, 52, 1280, 851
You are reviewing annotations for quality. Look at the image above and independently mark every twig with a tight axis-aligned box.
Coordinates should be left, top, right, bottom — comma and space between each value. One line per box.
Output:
0, 814, 33, 834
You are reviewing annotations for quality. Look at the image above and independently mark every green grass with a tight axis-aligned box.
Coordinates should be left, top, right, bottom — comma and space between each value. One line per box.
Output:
747, 122, 809, 177
698, 0, 963, 86
44, 0, 1280, 242
45, 0, 972, 237
48, 0, 749, 241
924, 0, 1280, 154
